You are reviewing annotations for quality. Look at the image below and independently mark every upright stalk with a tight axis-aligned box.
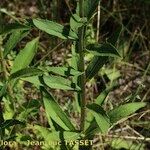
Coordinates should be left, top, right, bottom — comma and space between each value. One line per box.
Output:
78, 0, 86, 131
0, 40, 5, 140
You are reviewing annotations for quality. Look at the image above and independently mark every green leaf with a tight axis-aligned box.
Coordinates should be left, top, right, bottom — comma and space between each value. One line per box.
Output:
0, 23, 30, 35
33, 125, 80, 141
18, 99, 40, 121
108, 102, 146, 124
3, 30, 29, 58
0, 119, 24, 129
11, 37, 39, 74
9, 68, 44, 80
33, 18, 78, 40
43, 75, 81, 91
21, 76, 42, 87
86, 103, 111, 133
0, 84, 7, 99
71, 43, 81, 112
84, 119, 99, 139
42, 88, 75, 131
111, 138, 145, 150
95, 85, 116, 105
70, 14, 86, 33
85, 85, 116, 133
86, 43, 121, 57
85, 56, 108, 80
84, 0, 101, 19
41, 66, 82, 77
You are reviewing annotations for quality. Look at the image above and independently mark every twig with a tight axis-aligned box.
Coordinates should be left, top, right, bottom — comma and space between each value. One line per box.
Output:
96, 1, 101, 42
103, 134, 150, 142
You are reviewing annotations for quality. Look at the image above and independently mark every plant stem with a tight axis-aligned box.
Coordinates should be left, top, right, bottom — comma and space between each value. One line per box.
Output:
78, 0, 86, 131
0, 41, 5, 140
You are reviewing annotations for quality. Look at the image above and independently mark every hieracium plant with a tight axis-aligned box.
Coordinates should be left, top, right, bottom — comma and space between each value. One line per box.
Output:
0, 0, 146, 150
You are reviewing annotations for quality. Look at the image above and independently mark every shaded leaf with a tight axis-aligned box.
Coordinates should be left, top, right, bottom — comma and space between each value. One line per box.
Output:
85, 56, 108, 80
0, 23, 30, 35
11, 37, 39, 74
87, 103, 111, 133
4, 30, 29, 58
108, 102, 146, 124
86, 43, 121, 57
0, 119, 24, 129
42, 87, 76, 131
0, 84, 7, 99
84, 119, 100, 139
10, 68, 44, 80
84, 0, 101, 19
18, 99, 40, 121
33, 18, 78, 40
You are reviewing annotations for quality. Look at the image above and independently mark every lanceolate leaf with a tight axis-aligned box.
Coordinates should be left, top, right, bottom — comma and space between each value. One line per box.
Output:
4, 30, 29, 58
85, 56, 108, 80
0, 119, 24, 129
42, 88, 75, 131
21, 76, 42, 87
11, 37, 39, 74
33, 19, 78, 40
42, 66, 82, 77
85, 85, 116, 133
9, 68, 44, 80
33, 125, 80, 141
0, 84, 7, 99
84, 0, 101, 19
87, 103, 111, 133
70, 14, 86, 33
43, 75, 81, 91
86, 43, 121, 57
0, 23, 30, 35
95, 85, 115, 105
84, 119, 100, 139
108, 102, 146, 124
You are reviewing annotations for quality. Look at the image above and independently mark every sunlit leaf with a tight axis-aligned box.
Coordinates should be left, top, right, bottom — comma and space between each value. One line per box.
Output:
108, 102, 146, 124
42, 87, 75, 131
21, 76, 42, 87
11, 37, 39, 74
43, 75, 81, 91
87, 103, 111, 133
33, 18, 78, 40
33, 125, 80, 141
70, 14, 86, 33
41, 66, 82, 77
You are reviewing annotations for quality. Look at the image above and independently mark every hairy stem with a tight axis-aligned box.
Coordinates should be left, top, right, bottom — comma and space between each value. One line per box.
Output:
78, 0, 86, 132
0, 41, 5, 140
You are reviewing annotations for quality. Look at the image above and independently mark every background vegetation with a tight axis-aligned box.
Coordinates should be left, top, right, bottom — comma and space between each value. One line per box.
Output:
0, 0, 150, 150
